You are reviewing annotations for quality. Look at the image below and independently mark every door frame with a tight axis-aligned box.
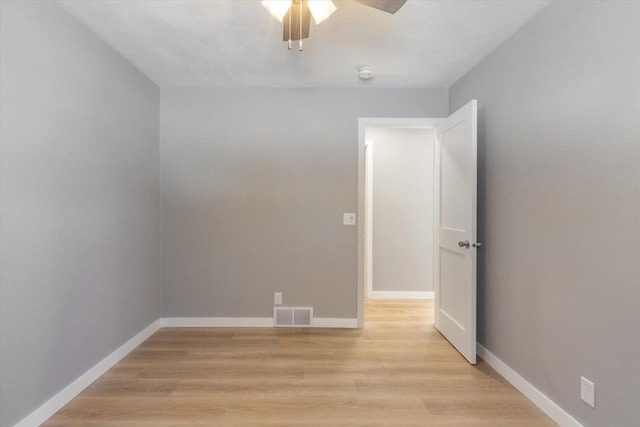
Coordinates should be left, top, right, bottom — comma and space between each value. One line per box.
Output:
357, 117, 443, 327
364, 139, 373, 299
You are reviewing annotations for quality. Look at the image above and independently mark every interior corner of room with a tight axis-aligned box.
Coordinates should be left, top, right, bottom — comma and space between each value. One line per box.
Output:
1, 1, 639, 427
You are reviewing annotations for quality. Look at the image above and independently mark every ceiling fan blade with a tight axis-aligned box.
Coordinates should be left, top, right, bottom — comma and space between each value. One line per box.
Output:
282, 0, 311, 41
354, 0, 407, 14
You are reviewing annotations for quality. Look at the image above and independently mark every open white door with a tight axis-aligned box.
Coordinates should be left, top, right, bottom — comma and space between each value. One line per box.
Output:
434, 100, 478, 364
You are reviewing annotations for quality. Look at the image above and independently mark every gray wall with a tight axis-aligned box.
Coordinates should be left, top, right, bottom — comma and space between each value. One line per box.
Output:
160, 88, 447, 318
0, 2, 160, 426
367, 127, 434, 293
449, 2, 640, 426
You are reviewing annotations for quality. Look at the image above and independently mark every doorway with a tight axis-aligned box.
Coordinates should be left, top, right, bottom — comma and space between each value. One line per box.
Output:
358, 118, 441, 327
364, 126, 436, 300
357, 102, 478, 364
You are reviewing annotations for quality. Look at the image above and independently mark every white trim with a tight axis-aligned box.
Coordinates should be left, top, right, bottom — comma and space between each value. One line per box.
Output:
357, 117, 443, 327
358, 118, 441, 128
313, 318, 358, 328
364, 139, 373, 299
161, 317, 358, 329
161, 317, 273, 327
477, 344, 584, 427
14, 319, 162, 427
368, 291, 434, 300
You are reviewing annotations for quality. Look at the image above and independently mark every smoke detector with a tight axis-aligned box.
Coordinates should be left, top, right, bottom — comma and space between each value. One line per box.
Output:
358, 66, 374, 80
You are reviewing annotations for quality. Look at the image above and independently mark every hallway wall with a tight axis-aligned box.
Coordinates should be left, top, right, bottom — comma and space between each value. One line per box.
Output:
366, 127, 435, 294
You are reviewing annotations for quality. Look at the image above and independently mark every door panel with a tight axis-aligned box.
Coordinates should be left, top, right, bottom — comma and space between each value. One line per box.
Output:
434, 100, 477, 364
440, 247, 468, 327
440, 121, 471, 231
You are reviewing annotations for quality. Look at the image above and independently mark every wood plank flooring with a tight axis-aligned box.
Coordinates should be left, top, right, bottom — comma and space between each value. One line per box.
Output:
43, 300, 556, 426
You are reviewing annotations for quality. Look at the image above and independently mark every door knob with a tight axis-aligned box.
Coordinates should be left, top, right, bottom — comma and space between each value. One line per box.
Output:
473, 242, 482, 248
458, 240, 470, 248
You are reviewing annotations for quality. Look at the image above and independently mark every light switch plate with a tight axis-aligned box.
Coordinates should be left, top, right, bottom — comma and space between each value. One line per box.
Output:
274, 292, 282, 305
343, 213, 356, 225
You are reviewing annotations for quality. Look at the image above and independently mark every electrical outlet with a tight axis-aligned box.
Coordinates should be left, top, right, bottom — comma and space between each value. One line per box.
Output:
581, 376, 595, 408
274, 292, 282, 305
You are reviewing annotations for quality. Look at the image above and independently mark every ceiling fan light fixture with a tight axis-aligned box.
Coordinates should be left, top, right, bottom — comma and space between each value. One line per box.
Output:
307, 0, 337, 25
261, 0, 292, 23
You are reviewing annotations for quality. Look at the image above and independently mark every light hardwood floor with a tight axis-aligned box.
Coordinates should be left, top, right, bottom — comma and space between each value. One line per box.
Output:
44, 300, 556, 426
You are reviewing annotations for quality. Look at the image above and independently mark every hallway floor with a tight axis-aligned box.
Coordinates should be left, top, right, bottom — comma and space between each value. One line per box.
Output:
44, 299, 556, 426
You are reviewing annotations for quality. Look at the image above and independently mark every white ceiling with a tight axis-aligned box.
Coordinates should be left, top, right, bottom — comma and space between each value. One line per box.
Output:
57, 0, 549, 88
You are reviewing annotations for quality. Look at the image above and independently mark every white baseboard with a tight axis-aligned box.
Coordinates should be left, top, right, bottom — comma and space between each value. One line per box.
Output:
14, 319, 162, 427
368, 291, 434, 299
161, 317, 273, 327
477, 344, 583, 427
161, 317, 359, 329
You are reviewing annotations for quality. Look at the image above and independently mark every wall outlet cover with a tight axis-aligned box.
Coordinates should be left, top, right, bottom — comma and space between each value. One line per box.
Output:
274, 292, 282, 305
580, 376, 595, 408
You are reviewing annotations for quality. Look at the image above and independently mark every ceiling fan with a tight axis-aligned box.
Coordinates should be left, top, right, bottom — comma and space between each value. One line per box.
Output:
262, 0, 408, 50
